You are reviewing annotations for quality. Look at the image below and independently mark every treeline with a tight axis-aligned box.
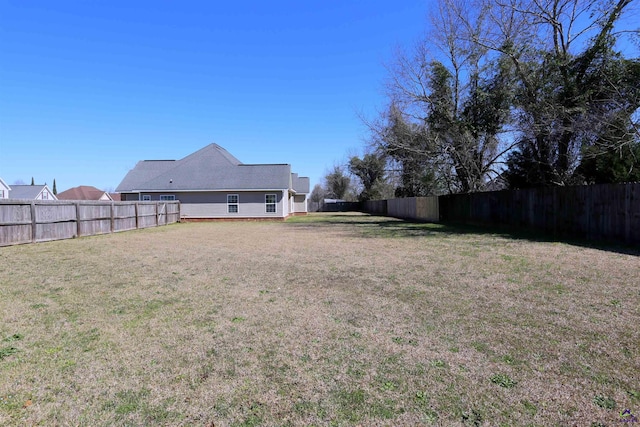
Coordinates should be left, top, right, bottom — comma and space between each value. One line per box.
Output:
316, 0, 640, 202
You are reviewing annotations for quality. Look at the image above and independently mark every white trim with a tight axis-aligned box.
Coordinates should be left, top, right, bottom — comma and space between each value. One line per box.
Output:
0, 177, 10, 192
37, 186, 57, 200
282, 189, 289, 216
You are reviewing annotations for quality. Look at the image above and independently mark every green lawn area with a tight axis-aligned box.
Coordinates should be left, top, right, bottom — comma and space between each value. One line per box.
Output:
1, 213, 638, 426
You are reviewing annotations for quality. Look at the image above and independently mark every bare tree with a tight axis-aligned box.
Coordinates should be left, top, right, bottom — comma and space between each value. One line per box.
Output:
455, 0, 640, 186
370, 0, 516, 194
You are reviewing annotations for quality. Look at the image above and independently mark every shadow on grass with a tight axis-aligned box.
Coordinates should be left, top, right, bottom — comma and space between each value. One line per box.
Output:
287, 212, 640, 256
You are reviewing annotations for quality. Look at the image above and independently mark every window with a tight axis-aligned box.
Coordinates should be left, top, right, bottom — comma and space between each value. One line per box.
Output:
0, 190, 4, 198
265, 194, 277, 213
142, 195, 151, 201
227, 194, 239, 213
159, 195, 175, 201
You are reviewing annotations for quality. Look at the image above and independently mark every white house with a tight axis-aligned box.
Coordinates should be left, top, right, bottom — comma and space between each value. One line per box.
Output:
0, 178, 10, 199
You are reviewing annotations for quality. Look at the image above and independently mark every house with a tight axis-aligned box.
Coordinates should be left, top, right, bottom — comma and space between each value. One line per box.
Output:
57, 185, 113, 201
0, 178, 10, 199
116, 143, 310, 219
8, 184, 57, 200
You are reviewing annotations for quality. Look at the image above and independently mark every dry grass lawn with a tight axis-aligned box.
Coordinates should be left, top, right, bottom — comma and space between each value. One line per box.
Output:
0, 212, 638, 426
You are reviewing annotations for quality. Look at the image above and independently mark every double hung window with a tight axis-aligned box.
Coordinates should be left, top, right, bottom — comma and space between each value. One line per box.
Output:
227, 194, 239, 213
265, 194, 277, 213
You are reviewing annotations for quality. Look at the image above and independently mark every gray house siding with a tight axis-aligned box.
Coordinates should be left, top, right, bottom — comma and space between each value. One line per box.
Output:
123, 190, 304, 217
161, 191, 287, 219
293, 194, 307, 213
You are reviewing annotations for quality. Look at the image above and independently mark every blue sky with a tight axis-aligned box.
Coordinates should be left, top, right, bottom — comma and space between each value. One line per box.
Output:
0, 1, 429, 192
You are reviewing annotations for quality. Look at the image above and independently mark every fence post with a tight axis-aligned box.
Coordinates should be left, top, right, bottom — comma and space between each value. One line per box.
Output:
625, 184, 631, 245
110, 202, 115, 233
585, 186, 591, 241
134, 202, 139, 230
30, 201, 37, 243
75, 202, 81, 238
552, 187, 557, 239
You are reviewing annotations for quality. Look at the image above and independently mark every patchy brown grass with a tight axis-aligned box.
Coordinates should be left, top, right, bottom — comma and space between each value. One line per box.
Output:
0, 212, 638, 426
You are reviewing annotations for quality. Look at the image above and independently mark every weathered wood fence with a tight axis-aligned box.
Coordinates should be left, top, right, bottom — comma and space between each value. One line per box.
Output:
362, 183, 640, 245
0, 200, 180, 247
439, 184, 640, 245
387, 197, 439, 222
362, 197, 440, 221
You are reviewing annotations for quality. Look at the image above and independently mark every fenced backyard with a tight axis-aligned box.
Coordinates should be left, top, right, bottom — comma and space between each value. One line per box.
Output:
0, 213, 638, 426
0, 200, 180, 246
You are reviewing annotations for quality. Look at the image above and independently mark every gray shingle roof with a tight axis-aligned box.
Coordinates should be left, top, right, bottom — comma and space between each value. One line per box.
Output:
116, 143, 309, 193
116, 160, 176, 192
8, 185, 49, 199
292, 174, 310, 193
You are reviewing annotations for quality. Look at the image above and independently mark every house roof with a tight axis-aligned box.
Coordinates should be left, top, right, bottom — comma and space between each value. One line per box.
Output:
116, 143, 309, 193
57, 186, 112, 201
8, 185, 50, 199
291, 173, 310, 194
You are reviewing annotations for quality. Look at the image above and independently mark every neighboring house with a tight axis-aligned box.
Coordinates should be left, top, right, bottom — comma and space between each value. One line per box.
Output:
116, 143, 310, 219
0, 178, 10, 199
57, 185, 113, 201
8, 184, 58, 200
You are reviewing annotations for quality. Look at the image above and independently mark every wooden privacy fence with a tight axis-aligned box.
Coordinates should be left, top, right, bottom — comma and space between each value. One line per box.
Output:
0, 200, 180, 247
362, 199, 386, 216
362, 183, 640, 245
387, 197, 439, 222
438, 183, 640, 245
362, 197, 439, 221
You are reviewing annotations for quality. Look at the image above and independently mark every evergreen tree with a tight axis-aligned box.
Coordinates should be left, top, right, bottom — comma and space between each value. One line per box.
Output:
576, 112, 640, 184
348, 153, 387, 201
